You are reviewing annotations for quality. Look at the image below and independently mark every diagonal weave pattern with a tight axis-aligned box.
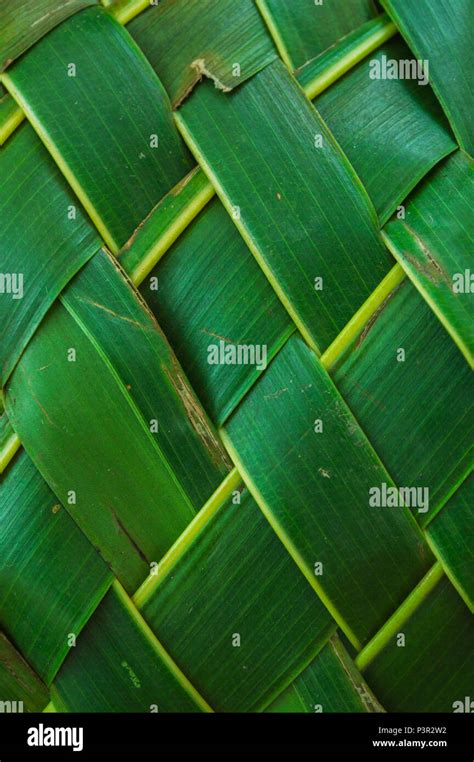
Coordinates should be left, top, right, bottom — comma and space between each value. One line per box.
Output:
0, 0, 473, 714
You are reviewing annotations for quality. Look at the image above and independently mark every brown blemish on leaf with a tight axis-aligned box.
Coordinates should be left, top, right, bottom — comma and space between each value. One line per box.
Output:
356, 283, 402, 349
19, 365, 57, 428
101, 247, 172, 334
402, 224, 451, 287
173, 56, 232, 108
190, 59, 232, 93
263, 387, 288, 400
170, 166, 200, 196
0, 634, 35, 692
163, 361, 230, 470
109, 505, 149, 566
201, 328, 237, 344
329, 635, 382, 712
76, 296, 151, 331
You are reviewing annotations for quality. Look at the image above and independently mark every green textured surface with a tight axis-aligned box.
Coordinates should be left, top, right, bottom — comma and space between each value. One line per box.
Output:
0, 0, 470, 719
267, 635, 383, 712
427, 474, 474, 610
129, 0, 277, 107
315, 37, 456, 223
0, 450, 111, 684
382, 151, 474, 365
177, 60, 391, 353
140, 198, 294, 424
4, 7, 193, 250
52, 584, 205, 712
141, 488, 335, 712
257, 0, 377, 70
0, 632, 49, 712
0, 123, 101, 385
118, 166, 212, 282
5, 250, 228, 593
333, 280, 473, 524
364, 575, 474, 712
224, 335, 433, 649
382, 0, 474, 155
0, 0, 97, 70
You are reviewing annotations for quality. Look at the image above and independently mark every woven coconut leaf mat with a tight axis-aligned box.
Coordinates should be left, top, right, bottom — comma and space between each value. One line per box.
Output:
0, 0, 472, 714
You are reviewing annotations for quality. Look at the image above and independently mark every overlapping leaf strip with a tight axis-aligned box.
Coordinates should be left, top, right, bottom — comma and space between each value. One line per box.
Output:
0, 0, 472, 713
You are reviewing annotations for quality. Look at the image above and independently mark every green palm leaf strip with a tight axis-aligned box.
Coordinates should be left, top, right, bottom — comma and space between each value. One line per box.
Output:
0, 0, 472, 717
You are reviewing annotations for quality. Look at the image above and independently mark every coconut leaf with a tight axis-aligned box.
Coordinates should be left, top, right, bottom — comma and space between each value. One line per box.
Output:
177, 60, 391, 353
426, 474, 474, 611
139, 198, 294, 424
296, 14, 396, 99
0, 0, 98, 70
0, 450, 111, 683
0, 0, 470, 719
0, 633, 49, 712
382, 151, 474, 365
332, 280, 473, 524
0, 412, 20, 473
0, 123, 101, 385
256, 0, 378, 70
3, 6, 193, 251
138, 485, 334, 711
0, 93, 24, 145
267, 635, 384, 713
381, 0, 474, 155
361, 575, 474, 712
223, 335, 433, 649
315, 37, 457, 223
128, 0, 277, 107
4, 249, 229, 592
52, 583, 209, 712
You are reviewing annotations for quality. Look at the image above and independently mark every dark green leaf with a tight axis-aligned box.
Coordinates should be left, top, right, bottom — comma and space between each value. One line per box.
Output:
177, 60, 391, 353
128, 0, 277, 107
223, 335, 433, 648
0, 450, 111, 683
381, 0, 474, 155
0, 0, 97, 70
315, 37, 456, 223
52, 583, 209, 712
139, 485, 335, 711
4, 7, 194, 250
332, 279, 473, 524
382, 151, 474, 365
257, 0, 378, 70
